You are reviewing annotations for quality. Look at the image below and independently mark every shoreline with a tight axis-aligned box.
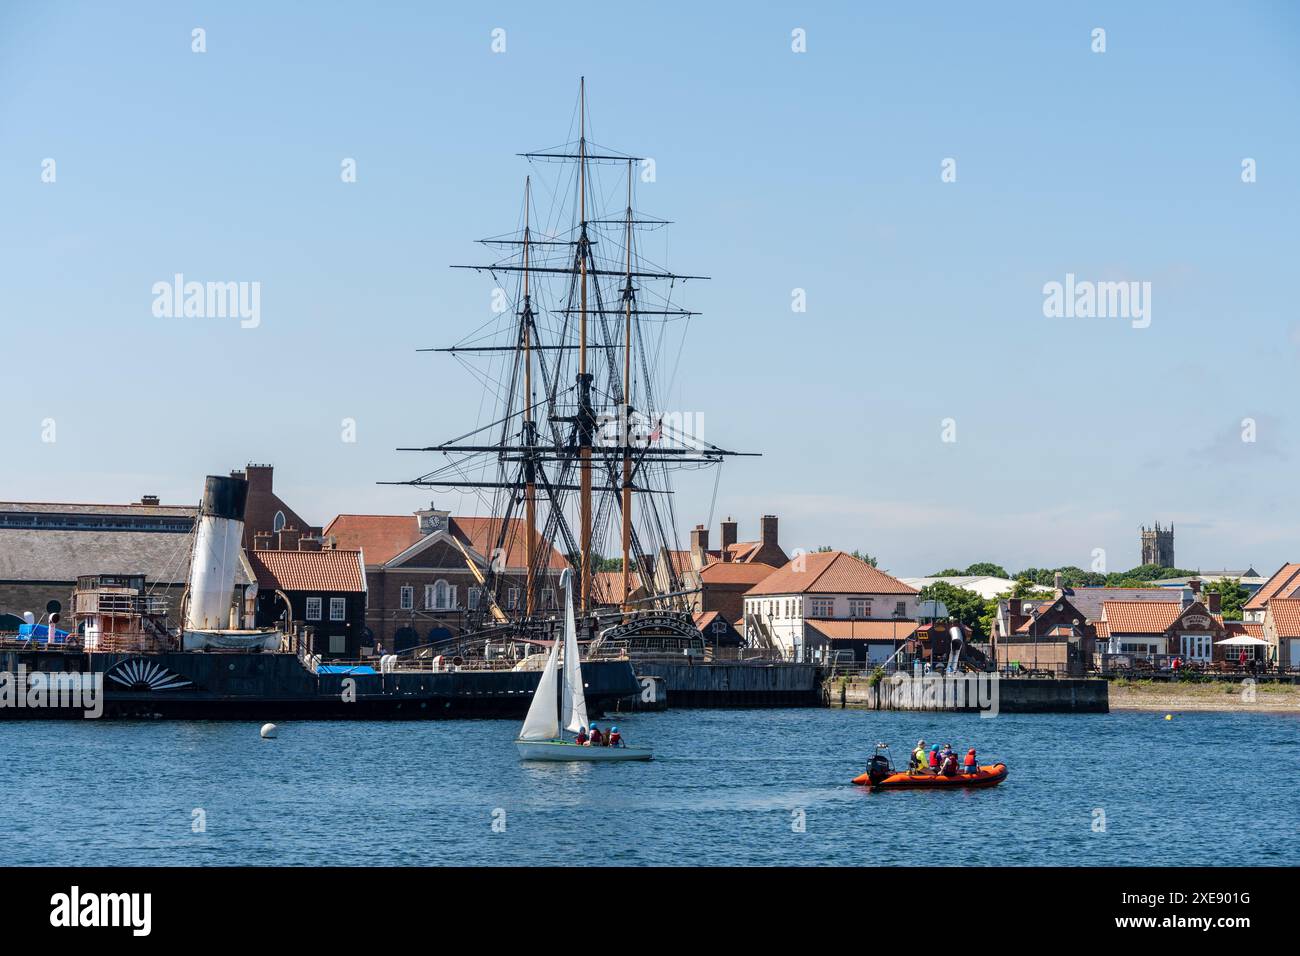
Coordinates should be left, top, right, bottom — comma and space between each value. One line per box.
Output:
1108, 681, 1300, 713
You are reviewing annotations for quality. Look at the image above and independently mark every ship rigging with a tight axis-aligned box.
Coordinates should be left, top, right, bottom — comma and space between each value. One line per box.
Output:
383, 79, 755, 644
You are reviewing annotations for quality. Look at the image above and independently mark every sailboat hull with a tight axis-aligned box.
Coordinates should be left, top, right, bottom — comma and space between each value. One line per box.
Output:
515, 739, 653, 762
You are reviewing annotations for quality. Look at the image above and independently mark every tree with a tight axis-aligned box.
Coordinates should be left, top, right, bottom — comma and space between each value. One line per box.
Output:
916, 582, 989, 640
929, 568, 965, 577
964, 562, 1009, 578
818, 547, 878, 567
1204, 578, 1249, 620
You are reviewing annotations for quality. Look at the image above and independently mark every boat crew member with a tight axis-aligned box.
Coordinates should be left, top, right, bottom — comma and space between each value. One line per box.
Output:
912, 740, 927, 773
939, 750, 959, 776
963, 748, 978, 774
608, 726, 623, 748
575, 726, 588, 746
588, 723, 605, 746
928, 744, 940, 772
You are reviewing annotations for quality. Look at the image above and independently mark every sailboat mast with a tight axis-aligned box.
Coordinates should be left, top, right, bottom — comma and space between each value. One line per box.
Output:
621, 160, 634, 611
523, 176, 537, 617
578, 76, 593, 616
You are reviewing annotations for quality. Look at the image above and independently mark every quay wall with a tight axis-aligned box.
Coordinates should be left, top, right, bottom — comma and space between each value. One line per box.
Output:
832, 675, 1108, 714
631, 661, 824, 708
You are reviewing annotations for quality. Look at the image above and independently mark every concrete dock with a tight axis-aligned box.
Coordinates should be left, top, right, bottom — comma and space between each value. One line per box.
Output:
629, 661, 826, 708
831, 674, 1109, 714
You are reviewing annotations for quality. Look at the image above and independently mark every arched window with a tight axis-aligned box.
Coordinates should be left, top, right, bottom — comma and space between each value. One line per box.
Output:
272, 510, 286, 533
434, 579, 450, 610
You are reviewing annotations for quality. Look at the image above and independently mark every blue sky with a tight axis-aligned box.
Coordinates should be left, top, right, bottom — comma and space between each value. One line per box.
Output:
2, 1, 1298, 576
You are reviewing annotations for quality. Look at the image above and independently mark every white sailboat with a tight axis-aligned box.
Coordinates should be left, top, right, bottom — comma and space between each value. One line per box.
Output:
515, 572, 652, 762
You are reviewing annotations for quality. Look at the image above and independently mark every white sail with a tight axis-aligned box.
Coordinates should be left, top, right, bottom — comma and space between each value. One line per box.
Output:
518, 636, 561, 741
561, 576, 588, 734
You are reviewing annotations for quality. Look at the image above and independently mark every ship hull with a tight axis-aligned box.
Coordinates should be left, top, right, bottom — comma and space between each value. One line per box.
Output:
0, 650, 641, 721
515, 739, 653, 761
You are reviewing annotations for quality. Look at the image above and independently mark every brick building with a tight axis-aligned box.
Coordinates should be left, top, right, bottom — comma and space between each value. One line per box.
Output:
323, 505, 568, 653
233, 464, 321, 550
652, 514, 788, 612
248, 539, 367, 659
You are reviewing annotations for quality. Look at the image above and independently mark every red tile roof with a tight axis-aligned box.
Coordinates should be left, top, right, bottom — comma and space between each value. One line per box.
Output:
1102, 601, 1184, 634
1224, 621, 1264, 638
593, 570, 643, 604
323, 514, 566, 570
747, 551, 917, 597
699, 561, 778, 586
1244, 563, 1300, 610
806, 618, 919, 641
249, 549, 366, 593
1266, 598, 1300, 637
1093, 620, 1110, 638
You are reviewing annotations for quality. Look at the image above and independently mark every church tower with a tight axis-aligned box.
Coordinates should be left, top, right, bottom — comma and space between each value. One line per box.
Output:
1140, 522, 1175, 568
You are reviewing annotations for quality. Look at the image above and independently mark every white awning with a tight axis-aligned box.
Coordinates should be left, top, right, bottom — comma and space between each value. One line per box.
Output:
1214, 635, 1270, 646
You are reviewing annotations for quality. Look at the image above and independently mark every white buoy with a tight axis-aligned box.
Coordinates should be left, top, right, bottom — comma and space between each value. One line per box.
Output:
260, 723, 278, 739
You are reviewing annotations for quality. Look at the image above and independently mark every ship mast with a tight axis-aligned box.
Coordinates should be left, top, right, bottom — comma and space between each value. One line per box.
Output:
577, 76, 594, 616
523, 176, 537, 616
621, 159, 634, 611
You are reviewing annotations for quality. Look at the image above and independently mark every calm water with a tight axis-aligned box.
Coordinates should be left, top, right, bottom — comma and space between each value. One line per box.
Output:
4, 708, 1297, 866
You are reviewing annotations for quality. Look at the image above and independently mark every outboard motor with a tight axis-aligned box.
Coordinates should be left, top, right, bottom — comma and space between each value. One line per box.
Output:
867, 744, 894, 784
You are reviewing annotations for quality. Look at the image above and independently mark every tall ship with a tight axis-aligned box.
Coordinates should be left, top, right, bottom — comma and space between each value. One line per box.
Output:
386, 78, 752, 661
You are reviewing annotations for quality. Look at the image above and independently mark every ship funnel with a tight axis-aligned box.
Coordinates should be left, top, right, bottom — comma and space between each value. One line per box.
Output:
185, 474, 249, 632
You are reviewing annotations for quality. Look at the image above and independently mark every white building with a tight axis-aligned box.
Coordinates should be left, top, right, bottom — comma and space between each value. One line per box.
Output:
744, 550, 919, 662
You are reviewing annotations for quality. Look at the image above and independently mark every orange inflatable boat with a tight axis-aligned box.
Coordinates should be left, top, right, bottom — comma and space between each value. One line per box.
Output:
852, 744, 1008, 789
852, 763, 1008, 788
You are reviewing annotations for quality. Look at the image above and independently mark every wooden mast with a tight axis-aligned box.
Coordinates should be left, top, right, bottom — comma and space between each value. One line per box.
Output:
523, 176, 536, 617
621, 160, 634, 612
578, 76, 592, 616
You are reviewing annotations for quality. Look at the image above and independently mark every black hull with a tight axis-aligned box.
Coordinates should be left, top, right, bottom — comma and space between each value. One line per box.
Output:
0, 650, 641, 721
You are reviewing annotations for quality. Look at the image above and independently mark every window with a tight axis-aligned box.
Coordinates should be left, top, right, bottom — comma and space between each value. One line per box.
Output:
424, 584, 436, 610
329, 597, 345, 621
328, 633, 346, 654
1180, 634, 1211, 661
433, 580, 451, 610
305, 597, 322, 621
468, 587, 482, 610
849, 598, 872, 618
507, 588, 520, 610
810, 598, 834, 618
895, 601, 907, 617
273, 510, 286, 533
400, 586, 413, 610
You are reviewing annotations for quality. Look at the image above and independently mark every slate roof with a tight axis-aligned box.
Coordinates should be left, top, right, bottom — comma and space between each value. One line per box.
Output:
0, 527, 248, 586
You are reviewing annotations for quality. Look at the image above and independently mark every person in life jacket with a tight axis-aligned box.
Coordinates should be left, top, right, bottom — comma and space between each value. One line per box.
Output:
939, 751, 959, 776
911, 739, 927, 773
575, 727, 588, 746
963, 748, 978, 774
608, 726, 623, 748
588, 724, 605, 746
928, 745, 940, 772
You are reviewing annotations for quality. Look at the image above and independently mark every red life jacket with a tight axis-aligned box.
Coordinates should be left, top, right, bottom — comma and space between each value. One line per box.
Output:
963, 753, 977, 767
928, 751, 939, 768
589, 730, 604, 745
576, 733, 588, 746
609, 732, 622, 747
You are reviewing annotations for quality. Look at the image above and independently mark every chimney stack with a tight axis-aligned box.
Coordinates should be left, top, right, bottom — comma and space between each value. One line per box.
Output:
761, 514, 778, 547
298, 536, 322, 552
253, 531, 274, 551
277, 526, 302, 551
1053, 571, 1063, 593
1009, 598, 1023, 617
690, 524, 710, 567
140, 494, 160, 507
1207, 590, 1221, 613
1189, 579, 1201, 595
720, 517, 738, 561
